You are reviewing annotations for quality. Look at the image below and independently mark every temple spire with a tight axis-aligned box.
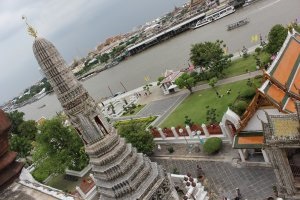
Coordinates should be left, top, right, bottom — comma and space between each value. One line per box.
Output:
22, 15, 38, 38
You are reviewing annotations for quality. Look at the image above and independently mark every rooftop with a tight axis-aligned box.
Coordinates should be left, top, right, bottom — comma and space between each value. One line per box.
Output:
259, 30, 300, 113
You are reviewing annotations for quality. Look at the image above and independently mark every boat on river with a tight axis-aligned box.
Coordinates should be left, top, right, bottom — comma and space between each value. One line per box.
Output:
38, 104, 46, 109
193, 5, 235, 29
227, 18, 249, 31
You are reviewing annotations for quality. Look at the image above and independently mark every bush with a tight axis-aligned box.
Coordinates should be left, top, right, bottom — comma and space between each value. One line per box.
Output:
172, 167, 180, 174
255, 47, 262, 54
203, 137, 222, 154
254, 75, 263, 79
233, 100, 248, 115
32, 168, 51, 182
167, 146, 174, 154
114, 116, 157, 128
239, 87, 256, 100
118, 121, 155, 155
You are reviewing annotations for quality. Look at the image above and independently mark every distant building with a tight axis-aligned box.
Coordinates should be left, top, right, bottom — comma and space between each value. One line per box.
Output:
190, 0, 206, 7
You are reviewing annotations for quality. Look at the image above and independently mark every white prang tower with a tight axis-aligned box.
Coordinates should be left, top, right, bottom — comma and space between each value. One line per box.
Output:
29, 24, 179, 199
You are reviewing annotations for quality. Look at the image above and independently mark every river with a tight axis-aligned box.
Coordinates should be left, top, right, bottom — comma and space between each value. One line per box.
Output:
18, 0, 300, 120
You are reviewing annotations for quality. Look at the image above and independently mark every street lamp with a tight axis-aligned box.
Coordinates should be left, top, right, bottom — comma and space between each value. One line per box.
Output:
179, 128, 190, 153
194, 130, 202, 152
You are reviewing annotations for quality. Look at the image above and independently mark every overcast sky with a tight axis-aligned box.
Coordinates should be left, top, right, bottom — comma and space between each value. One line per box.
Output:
0, 0, 186, 104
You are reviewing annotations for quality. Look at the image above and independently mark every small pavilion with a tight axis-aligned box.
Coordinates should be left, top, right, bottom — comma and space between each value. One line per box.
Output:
221, 30, 300, 164
160, 69, 183, 95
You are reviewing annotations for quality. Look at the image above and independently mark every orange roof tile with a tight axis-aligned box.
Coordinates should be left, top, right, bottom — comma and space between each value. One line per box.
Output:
238, 136, 264, 145
266, 84, 286, 104
284, 98, 297, 113
272, 39, 300, 86
290, 67, 300, 95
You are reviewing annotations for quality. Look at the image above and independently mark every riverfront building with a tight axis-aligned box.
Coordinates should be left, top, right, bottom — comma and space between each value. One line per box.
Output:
31, 30, 179, 199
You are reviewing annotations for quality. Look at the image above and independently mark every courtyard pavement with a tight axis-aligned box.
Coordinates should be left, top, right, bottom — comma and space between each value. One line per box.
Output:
150, 143, 277, 199
151, 157, 276, 199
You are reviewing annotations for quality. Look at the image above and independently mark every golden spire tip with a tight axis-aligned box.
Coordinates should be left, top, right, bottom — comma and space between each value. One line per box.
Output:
22, 15, 38, 38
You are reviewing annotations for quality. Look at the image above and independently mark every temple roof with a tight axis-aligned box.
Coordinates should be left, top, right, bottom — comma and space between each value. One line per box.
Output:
233, 132, 264, 149
259, 30, 300, 113
232, 31, 300, 148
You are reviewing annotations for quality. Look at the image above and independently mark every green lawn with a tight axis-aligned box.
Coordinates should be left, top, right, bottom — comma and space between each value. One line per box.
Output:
223, 52, 270, 77
47, 173, 91, 193
159, 78, 262, 128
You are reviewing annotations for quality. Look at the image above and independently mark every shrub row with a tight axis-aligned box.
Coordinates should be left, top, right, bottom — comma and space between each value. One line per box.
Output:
114, 116, 157, 128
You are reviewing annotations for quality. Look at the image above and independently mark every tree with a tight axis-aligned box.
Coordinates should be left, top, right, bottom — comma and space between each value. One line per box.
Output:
33, 116, 89, 175
190, 40, 232, 77
175, 73, 196, 93
7, 110, 24, 135
208, 77, 218, 91
18, 120, 37, 140
266, 24, 288, 55
41, 78, 53, 92
184, 115, 193, 126
293, 24, 300, 33
157, 76, 164, 86
118, 120, 155, 155
10, 135, 32, 158
99, 53, 110, 63
206, 106, 218, 125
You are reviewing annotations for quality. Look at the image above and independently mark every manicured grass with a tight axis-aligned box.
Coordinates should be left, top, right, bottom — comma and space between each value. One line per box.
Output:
122, 104, 145, 116
159, 78, 262, 128
223, 52, 270, 77
47, 173, 91, 193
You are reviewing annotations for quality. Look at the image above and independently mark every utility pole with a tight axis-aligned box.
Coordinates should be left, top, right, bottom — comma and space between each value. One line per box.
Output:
120, 81, 127, 92
108, 86, 113, 96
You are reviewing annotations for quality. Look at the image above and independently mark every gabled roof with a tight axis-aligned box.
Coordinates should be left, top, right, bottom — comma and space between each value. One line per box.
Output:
260, 30, 300, 113
267, 35, 300, 90
233, 132, 264, 149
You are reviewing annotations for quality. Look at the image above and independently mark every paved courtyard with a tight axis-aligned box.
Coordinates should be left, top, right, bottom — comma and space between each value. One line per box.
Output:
151, 158, 276, 199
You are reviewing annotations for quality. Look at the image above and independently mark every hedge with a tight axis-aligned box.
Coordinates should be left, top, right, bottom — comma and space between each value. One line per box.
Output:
114, 116, 157, 128
203, 137, 222, 154
234, 100, 248, 115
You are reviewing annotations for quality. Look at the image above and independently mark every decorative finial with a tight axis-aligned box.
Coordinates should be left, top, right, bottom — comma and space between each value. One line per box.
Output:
22, 15, 37, 38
